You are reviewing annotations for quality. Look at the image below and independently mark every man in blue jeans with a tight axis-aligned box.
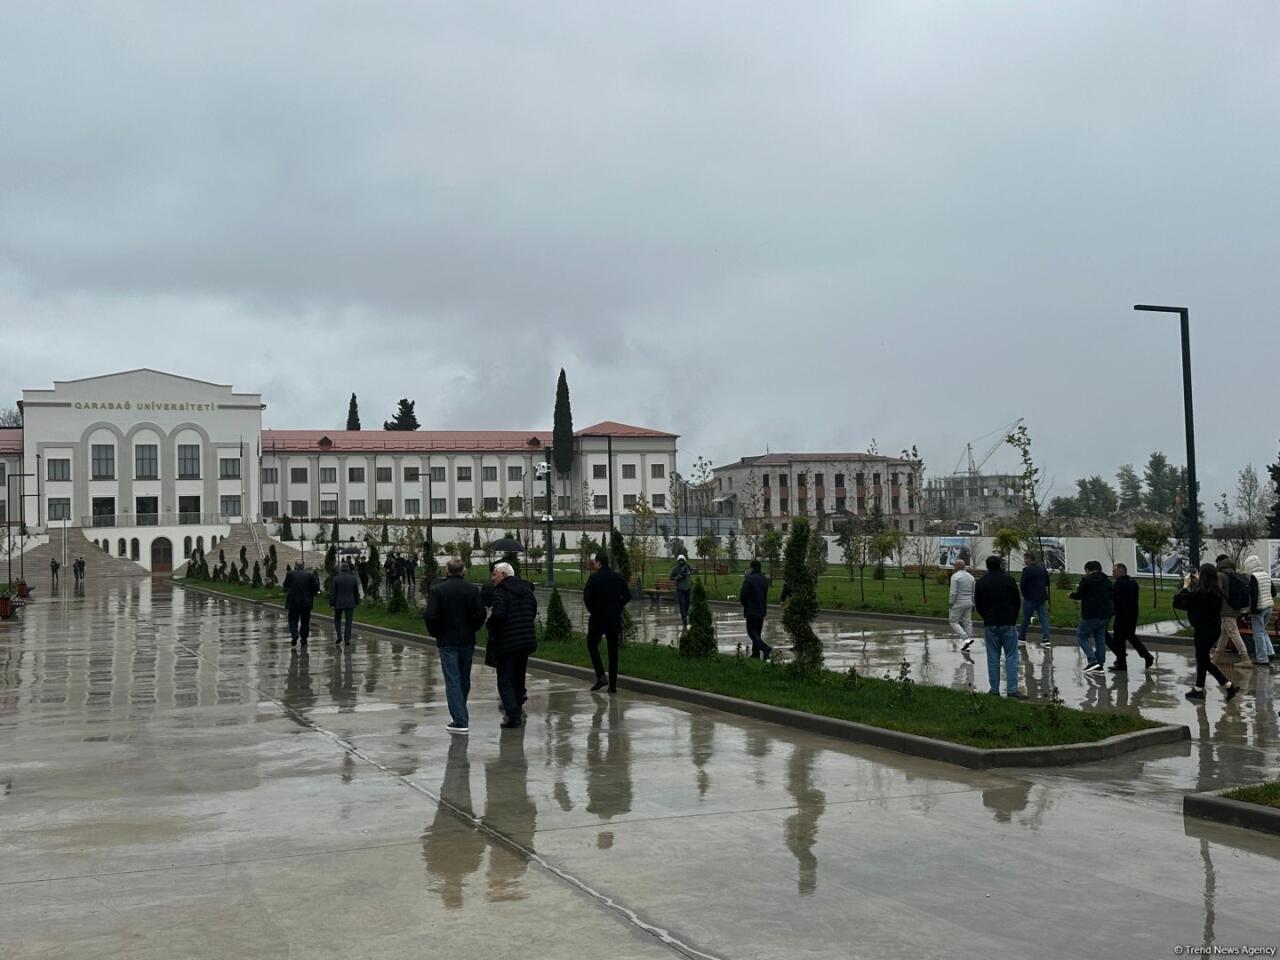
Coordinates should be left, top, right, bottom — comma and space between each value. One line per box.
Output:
973, 554, 1025, 697
1069, 560, 1113, 674
1018, 551, 1051, 646
424, 558, 488, 733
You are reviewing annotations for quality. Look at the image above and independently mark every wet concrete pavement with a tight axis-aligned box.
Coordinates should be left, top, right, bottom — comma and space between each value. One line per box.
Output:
3, 580, 1280, 959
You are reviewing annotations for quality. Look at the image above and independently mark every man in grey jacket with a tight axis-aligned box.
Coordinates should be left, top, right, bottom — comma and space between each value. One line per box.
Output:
670, 555, 697, 627
949, 559, 976, 650
328, 562, 361, 646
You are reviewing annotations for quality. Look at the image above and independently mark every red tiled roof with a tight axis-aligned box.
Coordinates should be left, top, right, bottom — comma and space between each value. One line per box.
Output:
0, 429, 22, 454
261, 430, 551, 453
574, 420, 678, 439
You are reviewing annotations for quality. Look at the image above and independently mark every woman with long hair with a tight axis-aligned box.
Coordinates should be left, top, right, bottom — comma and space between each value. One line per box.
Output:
1173, 562, 1240, 702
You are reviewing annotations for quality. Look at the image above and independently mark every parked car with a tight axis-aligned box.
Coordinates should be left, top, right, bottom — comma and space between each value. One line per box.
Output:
954, 521, 981, 537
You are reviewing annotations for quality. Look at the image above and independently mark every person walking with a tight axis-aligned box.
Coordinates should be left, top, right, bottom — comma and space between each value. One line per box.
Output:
486, 562, 538, 729
948, 559, 976, 651
1174, 563, 1240, 702
328, 561, 361, 646
670, 555, 696, 628
739, 559, 772, 659
1070, 561, 1113, 674
1017, 551, 1051, 647
1107, 562, 1154, 671
356, 556, 369, 594
1213, 555, 1252, 666
1244, 554, 1275, 666
282, 562, 320, 647
583, 550, 631, 692
50, 557, 60, 591
973, 554, 1024, 697
424, 559, 487, 733
74, 556, 85, 584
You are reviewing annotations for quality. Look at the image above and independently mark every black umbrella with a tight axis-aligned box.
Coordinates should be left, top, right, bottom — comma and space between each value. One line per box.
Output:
490, 537, 524, 554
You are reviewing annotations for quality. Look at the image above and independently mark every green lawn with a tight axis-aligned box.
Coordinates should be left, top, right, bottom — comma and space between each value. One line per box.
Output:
464, 562, 1182, 628
1222, 782, 1280, 810
182, 577, 1159, 750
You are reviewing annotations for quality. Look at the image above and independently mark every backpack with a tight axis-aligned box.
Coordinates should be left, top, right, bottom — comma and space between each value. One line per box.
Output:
1224, 571, 1250, 611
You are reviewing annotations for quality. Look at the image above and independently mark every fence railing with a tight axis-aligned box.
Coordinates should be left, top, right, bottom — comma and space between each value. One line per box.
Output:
81, 512, 236, 528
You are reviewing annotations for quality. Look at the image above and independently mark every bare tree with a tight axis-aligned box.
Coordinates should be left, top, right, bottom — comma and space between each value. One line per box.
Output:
0, 407, 21, 428
740, 468, 764, 556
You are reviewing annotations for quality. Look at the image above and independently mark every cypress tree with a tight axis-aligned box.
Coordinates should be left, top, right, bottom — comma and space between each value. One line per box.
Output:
679, 580, 716, 657
545, 587, 573, 643
331, 519, 341, 542
367, 542, 382, 600
252, 561, 263, 588
281, 516, 294, 541
324, 543, 338, 579
472, 528, 481, 551
552, 369, 574, 476
782, 518, 823, 673
1268, 444, 1280, 537
346, 393, 361, 431
383, 398, 420, 431
559, 531, 567, 550
388, 577, 408, 614
610, 528, 637, 642
381, 522, 389, 545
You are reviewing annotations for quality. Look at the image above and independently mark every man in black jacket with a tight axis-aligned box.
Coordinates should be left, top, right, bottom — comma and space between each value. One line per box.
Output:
1106, 562, 1153, 672
1070, 560, 1113, 674
739, 560, 772, 659
328, 561, 362, 646
425, 559, 487, 733
973, 555, 1024, 697
282, 562, 320, 647
583, 551, 631, 692
487, 562, 539, 729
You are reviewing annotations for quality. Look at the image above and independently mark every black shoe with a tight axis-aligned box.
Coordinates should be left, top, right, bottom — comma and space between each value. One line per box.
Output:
1007, 690, 1028, 699
607, 686, 617, 694
500, 717, 524, 729
291, 638, 298, 647
1186, 688, 1206, 701
590, 677, 608, 692
1109, 664, 1127, 672
1224, 683, 1239, 702
1143, 654, 1155, 669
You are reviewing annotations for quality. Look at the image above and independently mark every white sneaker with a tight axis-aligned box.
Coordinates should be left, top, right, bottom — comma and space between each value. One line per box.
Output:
446, 722, 469, 735
961, 637, 974, 651
1083, 663, 1103, 673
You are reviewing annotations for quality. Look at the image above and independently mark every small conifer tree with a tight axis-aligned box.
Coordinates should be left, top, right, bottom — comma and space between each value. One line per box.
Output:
678, 580, 717, 657
252, 561, 263, 588
545, 587, 573, 643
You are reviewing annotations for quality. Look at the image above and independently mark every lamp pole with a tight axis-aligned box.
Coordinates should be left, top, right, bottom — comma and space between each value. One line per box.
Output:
1134, 304, 1200, 567
544, 447, 555, 588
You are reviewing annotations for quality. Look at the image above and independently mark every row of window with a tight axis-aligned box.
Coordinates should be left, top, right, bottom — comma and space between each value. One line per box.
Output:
56, 446, 240, 482
262, 490, 668, 519
48, 494, 243, 522
262, 462, 668, 486
759, 471, 912, 489
592, 463, 664, 480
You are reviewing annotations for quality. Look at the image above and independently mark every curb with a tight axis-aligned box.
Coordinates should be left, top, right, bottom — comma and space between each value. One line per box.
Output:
1183, 786, 1280, 837
178, 581, 1190, 771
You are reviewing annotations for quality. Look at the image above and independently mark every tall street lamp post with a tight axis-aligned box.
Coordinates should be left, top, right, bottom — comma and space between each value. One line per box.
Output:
1133, 304, 1200, 567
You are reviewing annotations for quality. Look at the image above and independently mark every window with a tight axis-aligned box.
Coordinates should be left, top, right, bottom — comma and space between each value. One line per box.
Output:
623, 493, 637, 508
780, 498, 789, 514
118, 538, 127, 557
91, 444, 115, 480
816, 498, 825, 513
482, 496, 499, 511
219, 458, 241, 480
592, 464, 607, 479
177, 445, 200, 479
348, 466, 365, 483
652, 493, 666, 508
319, 467, 337, 484
430, 497, 446, 514
349, 499, 366, 516
48, 497, 71, 521
430, 466, 446, 483
508, 496, 523, 512
178, 495, 201, 523
261, 467, 278, 484
836, 497, 846, 512
376, 467, 393, 483
290, 466, 308, 484
557, 495, 572, 511
457, 497, 473, 513
133, 445, 158, 480
651, 463, 665, 479
593, 494, 608, 509
873, 473, 881, 486
404, 466, 420, 482
131, 538, 140, 561
48, 458, 71, 482
404, 498, 420, 514
183, 536, 192, 559
508, 465, 524, 482
762, 474, 770, 487
621, 464, 637, 480
533, 495, 547, 511
835, 473, 845, 488
262, 500, 279, 519
891, 497, 900, 512
778, 474, 788, 488
320, 499, 338, 516
376, 498, 393, 515
220, 495, 242, 517
456, 466, 472, 482
0, 464, 5, 485
482, 466, 498, 482
290, 500, 309, 517
815, 473, 824, 487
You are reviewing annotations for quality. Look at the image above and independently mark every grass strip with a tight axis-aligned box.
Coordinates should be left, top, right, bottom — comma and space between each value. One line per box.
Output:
1222, 782, 1280, 810
182, 578, 1159, 750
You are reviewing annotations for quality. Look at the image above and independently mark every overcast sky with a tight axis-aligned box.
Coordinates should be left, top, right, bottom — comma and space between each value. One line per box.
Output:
2, 2, 1277, 510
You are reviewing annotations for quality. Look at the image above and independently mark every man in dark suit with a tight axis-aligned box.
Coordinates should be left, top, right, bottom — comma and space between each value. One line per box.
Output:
583, 551, 631, 693
487, 562, 539, 729
282, 562, 320, 647
1107, 562, 1154, 672
739, 559, 772, 659
424, 558, 487, 733
328, 561, 361, 646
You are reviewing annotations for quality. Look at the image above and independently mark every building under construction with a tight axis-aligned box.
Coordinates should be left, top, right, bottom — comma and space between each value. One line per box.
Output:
924, 419, 1023, 529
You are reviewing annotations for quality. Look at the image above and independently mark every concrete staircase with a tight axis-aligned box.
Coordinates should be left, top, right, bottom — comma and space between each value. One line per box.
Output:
201, 522, 307, 578
14, 527, 148, 587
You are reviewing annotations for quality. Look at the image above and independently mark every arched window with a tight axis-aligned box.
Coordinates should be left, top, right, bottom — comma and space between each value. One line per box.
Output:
130, 538, 140, 561
196, 536, 204, 553
118, 538, 127, 557
210, 535, 217, 548
183, 536, 192, 558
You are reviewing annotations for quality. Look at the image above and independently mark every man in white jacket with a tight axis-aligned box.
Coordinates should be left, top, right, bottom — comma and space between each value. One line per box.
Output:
949, 559, 977, 650
1244, 554, 1275, 666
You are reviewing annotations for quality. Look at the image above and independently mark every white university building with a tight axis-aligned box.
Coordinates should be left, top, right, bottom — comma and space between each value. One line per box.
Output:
0, 370, 678, 572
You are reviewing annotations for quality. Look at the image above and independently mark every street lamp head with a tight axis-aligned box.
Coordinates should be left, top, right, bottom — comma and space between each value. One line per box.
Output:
1133, 304, 1188, 315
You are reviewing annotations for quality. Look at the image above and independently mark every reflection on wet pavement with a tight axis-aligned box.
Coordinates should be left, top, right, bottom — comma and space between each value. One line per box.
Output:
1, 579, 1279, 959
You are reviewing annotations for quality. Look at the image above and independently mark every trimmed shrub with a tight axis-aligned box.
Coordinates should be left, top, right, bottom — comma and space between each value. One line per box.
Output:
544, 587, 573, 643
388, 578, 408, 614
251, 561, 263, 588
678, 580, 717, 657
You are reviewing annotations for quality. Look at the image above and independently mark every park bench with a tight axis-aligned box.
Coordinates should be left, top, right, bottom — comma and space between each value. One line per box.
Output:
647, 577, 677, 605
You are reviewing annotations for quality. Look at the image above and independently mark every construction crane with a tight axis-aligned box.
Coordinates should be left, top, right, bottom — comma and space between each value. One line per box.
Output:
951, 417, 1024, 477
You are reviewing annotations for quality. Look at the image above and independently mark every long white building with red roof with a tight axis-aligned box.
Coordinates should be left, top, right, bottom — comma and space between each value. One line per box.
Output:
1, 369, 677, 571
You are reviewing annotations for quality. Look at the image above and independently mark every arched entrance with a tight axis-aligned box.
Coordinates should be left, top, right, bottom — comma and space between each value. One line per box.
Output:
151, 537, 173, 575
